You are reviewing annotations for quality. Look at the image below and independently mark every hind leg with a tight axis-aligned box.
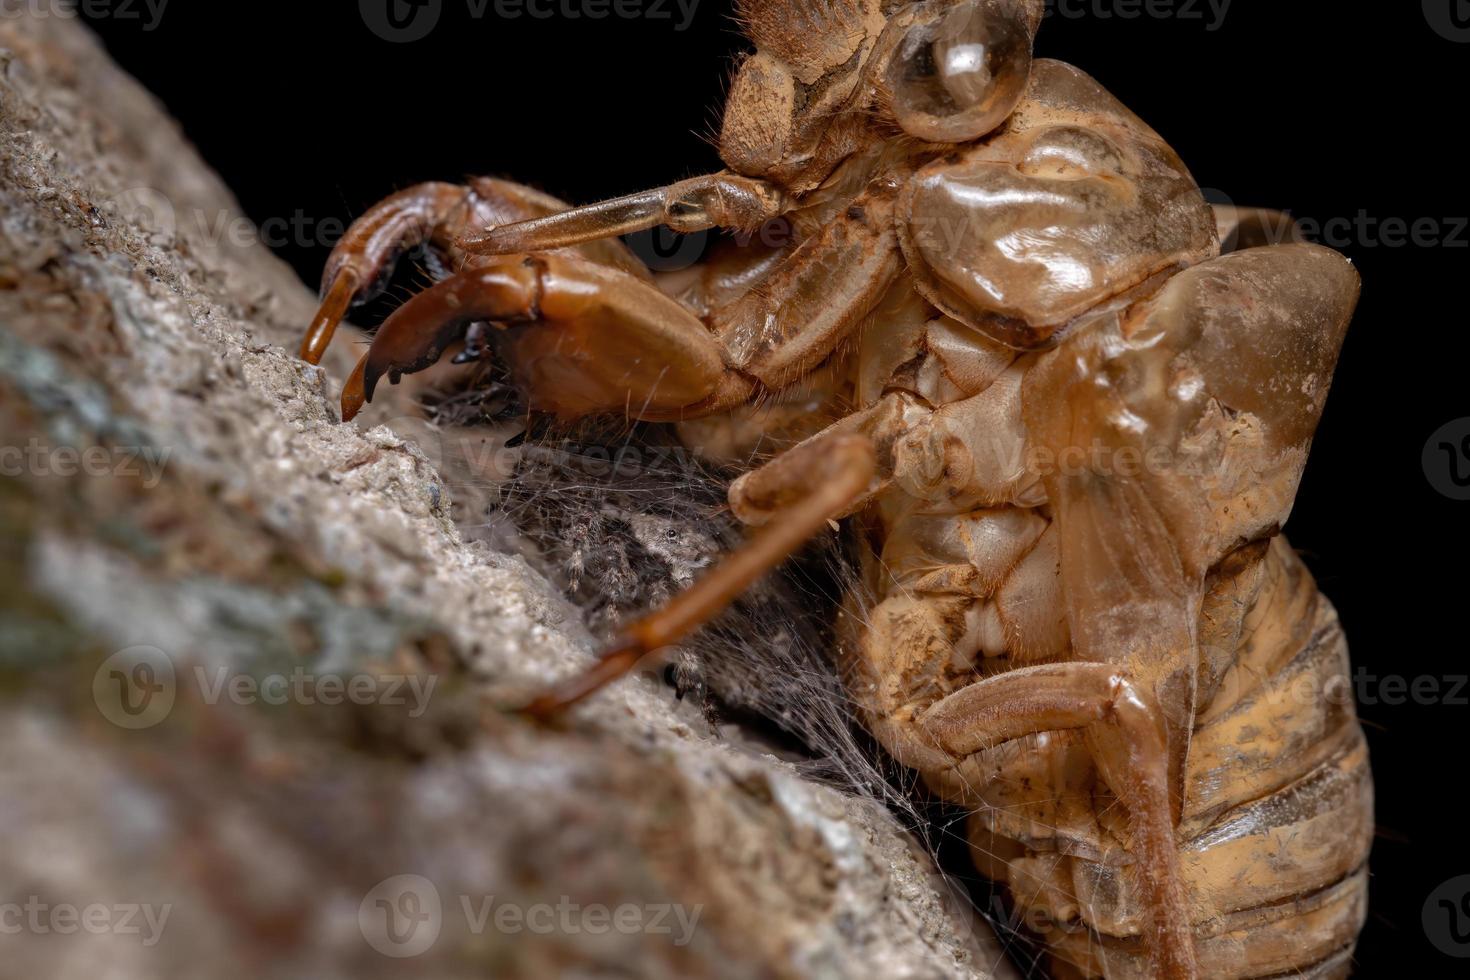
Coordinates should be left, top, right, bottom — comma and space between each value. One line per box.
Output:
840, 586, 1198, 979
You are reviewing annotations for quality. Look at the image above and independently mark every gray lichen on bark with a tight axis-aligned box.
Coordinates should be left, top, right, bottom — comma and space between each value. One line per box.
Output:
0, 14, 1014, 979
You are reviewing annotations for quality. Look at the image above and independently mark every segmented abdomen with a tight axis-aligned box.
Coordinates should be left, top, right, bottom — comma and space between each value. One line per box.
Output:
921, 535, 1371, 979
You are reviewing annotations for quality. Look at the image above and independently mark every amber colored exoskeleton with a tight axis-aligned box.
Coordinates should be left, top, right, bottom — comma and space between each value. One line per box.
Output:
301, 3, 1370, 976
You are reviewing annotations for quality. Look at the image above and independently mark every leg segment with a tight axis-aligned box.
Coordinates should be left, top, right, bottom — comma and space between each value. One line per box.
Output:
917, 664, 1196, 979
340, 254, 730, 421
711, 178, 903, 389
458, 171, 787, 255
727, 390, 930, 526
461, 172, 906, 403
521, 433, 877, 720
302, 178, 653, 366
342, 180, 908, 423
302, 182, 476, 364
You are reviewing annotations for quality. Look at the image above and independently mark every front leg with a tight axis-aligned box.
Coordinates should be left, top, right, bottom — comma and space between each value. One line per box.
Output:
301, 181, 473, 365
300, 177, 651, 366
339, 253, 736, 421
464, 173, 906, 406
347, 186, 906, 422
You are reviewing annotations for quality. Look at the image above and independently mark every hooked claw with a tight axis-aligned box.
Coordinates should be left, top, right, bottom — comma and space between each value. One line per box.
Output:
339, 262, 541, 422
300, 268, 360, 366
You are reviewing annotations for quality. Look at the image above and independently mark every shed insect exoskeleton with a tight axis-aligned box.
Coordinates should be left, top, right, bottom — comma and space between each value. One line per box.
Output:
301, 3, 1370, 976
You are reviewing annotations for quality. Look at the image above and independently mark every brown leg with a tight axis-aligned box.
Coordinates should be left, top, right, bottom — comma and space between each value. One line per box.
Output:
727, 390, 930, 526
460, 172, 905, 399
458, 171, 787, 254
302, 178, 656, 367
339, 253, 734, 422
347, 187, 905, 422
521, 433, 877, 721
301, 182, 476, 364
917, 663, 1198, 980
709, 178, 903, 390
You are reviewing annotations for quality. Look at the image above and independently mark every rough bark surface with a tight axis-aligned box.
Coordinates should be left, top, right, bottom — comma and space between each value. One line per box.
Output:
0, 15, 1013, 980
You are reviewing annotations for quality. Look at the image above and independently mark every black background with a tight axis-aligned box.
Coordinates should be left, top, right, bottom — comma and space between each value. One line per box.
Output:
80, 1, 1468, 973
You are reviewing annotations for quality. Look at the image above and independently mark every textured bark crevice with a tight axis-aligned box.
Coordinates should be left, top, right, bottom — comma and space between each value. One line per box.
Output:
0, 14, 1012, 980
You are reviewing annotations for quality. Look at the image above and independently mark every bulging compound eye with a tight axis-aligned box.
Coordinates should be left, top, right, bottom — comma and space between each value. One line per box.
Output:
886, 0, 1034, 143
